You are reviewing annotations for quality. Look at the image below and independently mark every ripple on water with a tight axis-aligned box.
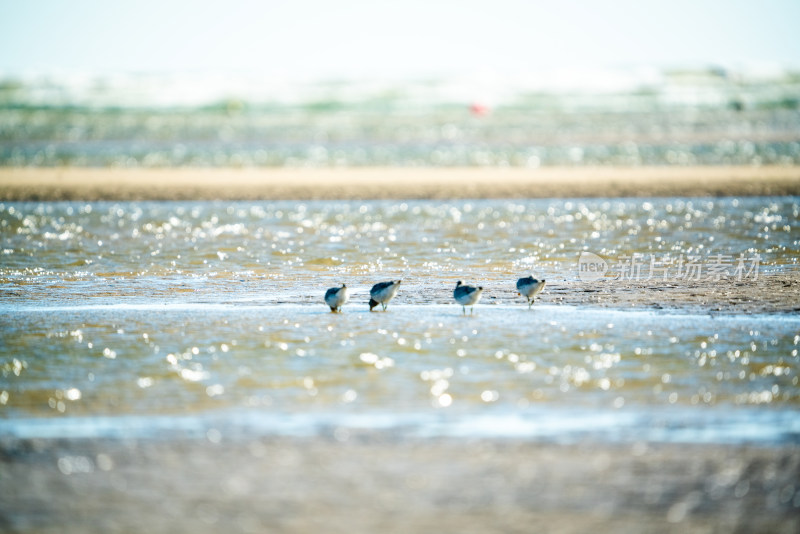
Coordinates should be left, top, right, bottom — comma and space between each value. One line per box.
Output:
1, 198, 798, 442
0, 303, 798, 442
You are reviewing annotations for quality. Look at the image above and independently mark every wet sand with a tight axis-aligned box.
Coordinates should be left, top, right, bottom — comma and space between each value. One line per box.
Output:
1, 434, 798, 534
517, 272, 800, 315
1, 165, 799, 200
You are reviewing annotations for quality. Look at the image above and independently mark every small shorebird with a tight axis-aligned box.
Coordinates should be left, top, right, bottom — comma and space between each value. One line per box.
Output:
516, 276, 546, 308
369, 280, 402, 311
454, 281, 483, 315
324, 283, 349, 313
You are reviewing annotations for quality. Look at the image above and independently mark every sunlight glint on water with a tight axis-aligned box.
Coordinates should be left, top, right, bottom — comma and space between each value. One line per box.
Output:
0, 197, 798, 442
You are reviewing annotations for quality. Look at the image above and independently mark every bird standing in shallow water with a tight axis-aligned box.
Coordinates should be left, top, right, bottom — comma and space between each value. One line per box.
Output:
324, 283, 349, 313
454, 281, 483, 315
516, 276, 546, 308
369, 280, 402, 311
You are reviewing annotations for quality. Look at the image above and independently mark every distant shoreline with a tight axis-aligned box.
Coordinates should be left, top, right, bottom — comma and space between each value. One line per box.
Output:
1, 166, 799, 201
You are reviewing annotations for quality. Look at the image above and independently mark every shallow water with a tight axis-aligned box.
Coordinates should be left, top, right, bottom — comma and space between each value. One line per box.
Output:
1, 197, 799, 443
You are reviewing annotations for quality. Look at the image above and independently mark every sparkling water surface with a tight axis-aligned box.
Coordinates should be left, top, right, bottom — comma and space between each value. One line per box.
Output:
1, 197, 799, 443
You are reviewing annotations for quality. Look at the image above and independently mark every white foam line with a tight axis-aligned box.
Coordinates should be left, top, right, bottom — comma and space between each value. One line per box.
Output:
2, 302, 798, 322
2, 408, 798, 445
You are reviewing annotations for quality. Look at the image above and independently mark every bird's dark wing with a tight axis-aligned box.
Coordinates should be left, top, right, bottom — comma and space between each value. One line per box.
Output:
455, 285, 477, 298
371, 281, 393, 293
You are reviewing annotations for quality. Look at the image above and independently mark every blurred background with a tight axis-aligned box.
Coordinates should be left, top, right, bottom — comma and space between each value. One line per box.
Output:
1, 0, 799, 168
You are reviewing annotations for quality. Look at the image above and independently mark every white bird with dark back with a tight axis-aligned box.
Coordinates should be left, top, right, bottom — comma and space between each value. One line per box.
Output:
369, 280, 402, 311
453, 281, 483, 315
324, 283, 349, 313
516, 276, 546, 308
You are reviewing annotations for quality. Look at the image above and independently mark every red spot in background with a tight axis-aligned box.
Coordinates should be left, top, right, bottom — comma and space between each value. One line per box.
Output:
469, 102, 489, 116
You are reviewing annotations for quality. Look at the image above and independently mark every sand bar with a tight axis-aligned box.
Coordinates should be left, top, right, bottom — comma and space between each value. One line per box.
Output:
1, 165, 799, 201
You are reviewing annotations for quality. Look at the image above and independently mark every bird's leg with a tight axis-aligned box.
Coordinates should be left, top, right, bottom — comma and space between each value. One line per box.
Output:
462, 306, 466, 315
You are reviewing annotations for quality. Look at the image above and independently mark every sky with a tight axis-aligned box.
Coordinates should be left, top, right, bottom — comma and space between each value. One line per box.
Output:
1, 0, 799, 80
